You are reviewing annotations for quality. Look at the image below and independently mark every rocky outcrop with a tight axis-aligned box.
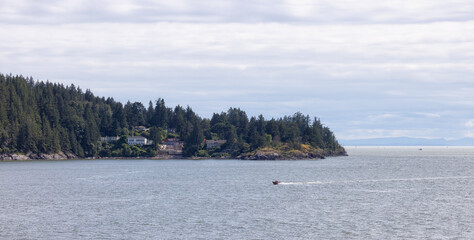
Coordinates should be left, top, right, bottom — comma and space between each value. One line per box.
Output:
240, 150, 324, 160
0, 152, 78, 161
241, 151, 283, 160
239, 145, 347, 160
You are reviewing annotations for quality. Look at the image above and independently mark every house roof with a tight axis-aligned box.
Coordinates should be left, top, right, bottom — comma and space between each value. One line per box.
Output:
128, 136, 147, 140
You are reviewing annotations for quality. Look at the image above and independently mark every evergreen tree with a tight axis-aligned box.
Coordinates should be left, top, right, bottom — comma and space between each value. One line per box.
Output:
183, 119, 204, 157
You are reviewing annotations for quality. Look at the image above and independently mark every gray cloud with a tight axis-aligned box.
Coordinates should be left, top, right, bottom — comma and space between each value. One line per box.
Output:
1, 0, 474, 24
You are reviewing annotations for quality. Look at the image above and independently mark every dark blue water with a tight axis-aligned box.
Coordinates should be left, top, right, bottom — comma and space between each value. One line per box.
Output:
1, 147, 473, 239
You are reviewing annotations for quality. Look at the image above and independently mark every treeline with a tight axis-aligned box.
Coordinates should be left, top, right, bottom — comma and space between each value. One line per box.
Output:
0, 74, 344, 157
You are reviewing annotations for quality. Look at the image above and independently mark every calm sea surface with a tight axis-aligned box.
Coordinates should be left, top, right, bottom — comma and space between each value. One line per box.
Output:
1, 147, 473, 239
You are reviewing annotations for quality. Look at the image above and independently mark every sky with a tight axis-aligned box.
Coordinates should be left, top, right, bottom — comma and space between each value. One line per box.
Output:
1, 0, 474, 141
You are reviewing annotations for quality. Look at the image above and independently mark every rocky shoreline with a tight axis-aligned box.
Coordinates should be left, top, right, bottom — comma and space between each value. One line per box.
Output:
0, 152, 78, 161
239, 146, 347, 160
1, 147, 347, 161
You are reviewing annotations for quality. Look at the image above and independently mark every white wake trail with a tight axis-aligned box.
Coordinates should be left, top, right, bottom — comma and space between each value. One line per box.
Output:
275, 176, 473, 185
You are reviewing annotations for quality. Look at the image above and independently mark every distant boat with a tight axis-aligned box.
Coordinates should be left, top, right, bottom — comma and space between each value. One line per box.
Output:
419, 148, 423, 151
272, 181, 280, 185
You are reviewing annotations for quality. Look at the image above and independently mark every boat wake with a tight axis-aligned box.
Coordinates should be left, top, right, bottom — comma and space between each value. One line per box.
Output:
351, 176, 473, 183
278, 181, 332, 185
275, 176, 473, 185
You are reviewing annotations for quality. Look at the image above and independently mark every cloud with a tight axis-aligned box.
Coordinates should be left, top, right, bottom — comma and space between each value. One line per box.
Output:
414, 112, 441, 118
464, 131, 474, 138
1, 0, 474, 24
465, 119, 474, 128
368, 113, 398, 120
2, 21, 473, 73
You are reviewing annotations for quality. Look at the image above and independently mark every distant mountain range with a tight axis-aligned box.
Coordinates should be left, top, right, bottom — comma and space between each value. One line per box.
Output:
340, 137, 474, 146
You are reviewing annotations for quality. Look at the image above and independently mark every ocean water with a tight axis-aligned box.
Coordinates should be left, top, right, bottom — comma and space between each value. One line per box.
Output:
0, 147, 473, 239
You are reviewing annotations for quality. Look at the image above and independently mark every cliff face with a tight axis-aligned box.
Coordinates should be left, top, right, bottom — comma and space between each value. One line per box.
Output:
239, 144, 347, 160
0, 152, 77, 161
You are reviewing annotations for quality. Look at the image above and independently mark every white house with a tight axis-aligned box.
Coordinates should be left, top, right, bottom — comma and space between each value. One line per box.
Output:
128, 136, 149, 145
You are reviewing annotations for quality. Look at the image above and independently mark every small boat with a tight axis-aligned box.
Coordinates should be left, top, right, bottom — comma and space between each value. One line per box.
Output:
272, 181, 280, 185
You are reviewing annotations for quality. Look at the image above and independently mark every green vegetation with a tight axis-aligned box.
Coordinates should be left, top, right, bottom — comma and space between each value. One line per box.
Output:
0, 74, 345, 158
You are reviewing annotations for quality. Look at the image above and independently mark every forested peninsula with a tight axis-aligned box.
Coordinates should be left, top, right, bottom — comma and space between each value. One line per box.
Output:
0, 74, 346, 160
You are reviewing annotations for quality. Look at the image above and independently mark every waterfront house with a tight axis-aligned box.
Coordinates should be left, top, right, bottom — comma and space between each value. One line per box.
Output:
128, 136, 149, 145
160, 138, 183, 155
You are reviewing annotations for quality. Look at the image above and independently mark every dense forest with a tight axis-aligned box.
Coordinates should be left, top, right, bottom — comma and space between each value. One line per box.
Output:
0, 74, 345, 159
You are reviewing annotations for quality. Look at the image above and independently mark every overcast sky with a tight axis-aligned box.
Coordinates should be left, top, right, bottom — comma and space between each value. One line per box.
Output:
1, 0, 474, 140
